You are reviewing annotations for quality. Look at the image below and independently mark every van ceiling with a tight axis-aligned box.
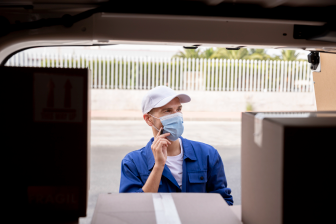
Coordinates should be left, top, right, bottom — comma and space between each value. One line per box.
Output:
1, 0, 336, 22
1, 0, 336, 65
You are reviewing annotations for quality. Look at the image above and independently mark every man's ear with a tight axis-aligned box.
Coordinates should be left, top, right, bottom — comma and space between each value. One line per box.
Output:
143, 114, 153, 127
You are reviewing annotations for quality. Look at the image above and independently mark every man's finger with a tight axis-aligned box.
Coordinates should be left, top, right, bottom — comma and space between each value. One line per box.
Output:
159, 139, 171, 147
156, 127, 162, 138
160, 139, 171, 145
158, 132, 170, 138
158, 141, 168, 150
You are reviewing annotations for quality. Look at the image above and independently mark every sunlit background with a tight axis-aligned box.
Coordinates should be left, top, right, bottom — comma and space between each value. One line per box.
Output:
7, 45, 315, 224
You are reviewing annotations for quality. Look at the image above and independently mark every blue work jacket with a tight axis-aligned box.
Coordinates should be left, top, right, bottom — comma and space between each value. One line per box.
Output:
119, 136, 233, 205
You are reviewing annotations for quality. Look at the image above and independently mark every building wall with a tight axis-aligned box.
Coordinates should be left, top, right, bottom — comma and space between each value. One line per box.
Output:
91, 89, 316, 112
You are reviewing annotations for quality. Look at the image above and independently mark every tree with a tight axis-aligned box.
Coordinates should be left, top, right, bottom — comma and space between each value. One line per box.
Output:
279, 50, 300, 61
174, 47, 275, 60
200, 48, 216, 58
247, 49, 272, 60
211, 48, 250, 59
173, 49, 203, 58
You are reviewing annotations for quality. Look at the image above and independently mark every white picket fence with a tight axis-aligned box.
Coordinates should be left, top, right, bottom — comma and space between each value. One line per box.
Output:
6, 51, 313, 92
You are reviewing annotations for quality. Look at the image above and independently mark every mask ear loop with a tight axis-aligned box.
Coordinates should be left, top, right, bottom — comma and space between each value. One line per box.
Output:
148, 113, 160, 132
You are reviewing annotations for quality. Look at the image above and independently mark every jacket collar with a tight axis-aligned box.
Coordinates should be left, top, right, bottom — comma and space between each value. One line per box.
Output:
180, 136, 197, 161
145, 136, 197, 171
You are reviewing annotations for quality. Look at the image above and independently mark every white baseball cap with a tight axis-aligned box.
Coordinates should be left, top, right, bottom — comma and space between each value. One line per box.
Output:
142, 86, 191, 114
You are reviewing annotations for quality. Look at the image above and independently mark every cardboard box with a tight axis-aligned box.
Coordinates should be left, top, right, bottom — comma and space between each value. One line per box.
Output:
1, 67, 90, 222
241, 111, 336, 224
92, 193, 241, 224
313, 53, 336, 110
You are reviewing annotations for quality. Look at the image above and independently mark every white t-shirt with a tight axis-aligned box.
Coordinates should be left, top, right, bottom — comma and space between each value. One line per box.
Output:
166, 138, 183, 189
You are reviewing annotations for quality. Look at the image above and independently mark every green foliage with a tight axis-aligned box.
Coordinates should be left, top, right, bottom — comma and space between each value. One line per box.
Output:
174, 48, 303, 61
173, 49, 203, 58
280, 50, 300, 61
211, 48, 250, 59
201, 48, 216, 58
247, 49, 272, 60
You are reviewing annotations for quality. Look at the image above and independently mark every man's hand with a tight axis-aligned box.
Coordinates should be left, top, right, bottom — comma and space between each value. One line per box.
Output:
151, 127, 171, 168
142, 128, 171, 193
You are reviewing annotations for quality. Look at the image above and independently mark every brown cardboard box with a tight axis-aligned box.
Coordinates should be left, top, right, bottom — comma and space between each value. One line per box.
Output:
241, 112, 336, 224
313, 53, 336, 110
2, 67, 90, 223
92, 193, 241, 224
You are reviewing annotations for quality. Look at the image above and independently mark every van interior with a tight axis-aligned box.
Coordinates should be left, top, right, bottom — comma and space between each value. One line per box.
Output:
1, 1, 336, 224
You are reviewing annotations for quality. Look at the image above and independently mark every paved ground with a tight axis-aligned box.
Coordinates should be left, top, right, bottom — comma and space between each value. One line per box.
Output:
80, 120, 241, 224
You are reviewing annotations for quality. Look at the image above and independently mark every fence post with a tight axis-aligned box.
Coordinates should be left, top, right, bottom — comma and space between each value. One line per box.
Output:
219, 59, 223, 91
88, 55, 92, 88
242, 60, 246, 91
106, 56, 110, 89
195, 58, 199, 91
248, 60, 253, 91
303, 61, 307, 92
253, 60, 257, 91
164, 58, 167, 87
261, 60, 265, 92
140, 57, 144, 89
276, 60, 280, 92
150, 57, 154, 89
172, 58, 175, 90
187, 58, 191, 90
211, 59, 215, 91
215, 59, 219, 91
226, 59, 230, 91
158, 58, 162, 86
291, 61, 295, 92
233, 59, 237, 91
168, 58, 171, 88
110, 56, 114, 89
280, 61, 284, 92
249, 60, 253, 91
144, 57, 147, 90
238, 59, 242, 91
299, 61, 303, 92
122, 56, 126, 89
207, 59, 211, 91
267, 60, 270, 92
98, 55, 102, 89
287, 61, 291, 92
183, 58, 187, 90
245, 60, 249, 91
203, 58, 207, 91
115, 56, 119, 89
285, 61, 288, 92
230, 59, 234, 91
155, 58, 158, 87
271, 60, 276, 92
101, 55, 105, 89
257, 60, 261, 91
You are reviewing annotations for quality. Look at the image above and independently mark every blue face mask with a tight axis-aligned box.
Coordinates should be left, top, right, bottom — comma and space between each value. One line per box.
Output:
150, 112, 184, 141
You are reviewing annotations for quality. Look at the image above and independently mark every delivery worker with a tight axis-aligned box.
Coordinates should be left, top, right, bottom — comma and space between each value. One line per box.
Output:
119, 86, 233, 205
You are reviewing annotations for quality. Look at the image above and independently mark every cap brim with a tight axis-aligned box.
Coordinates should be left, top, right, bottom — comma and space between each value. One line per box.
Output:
153, 94, 191, 109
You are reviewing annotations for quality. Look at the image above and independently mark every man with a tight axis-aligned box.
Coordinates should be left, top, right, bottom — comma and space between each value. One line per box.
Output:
119, 86, 233, 205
